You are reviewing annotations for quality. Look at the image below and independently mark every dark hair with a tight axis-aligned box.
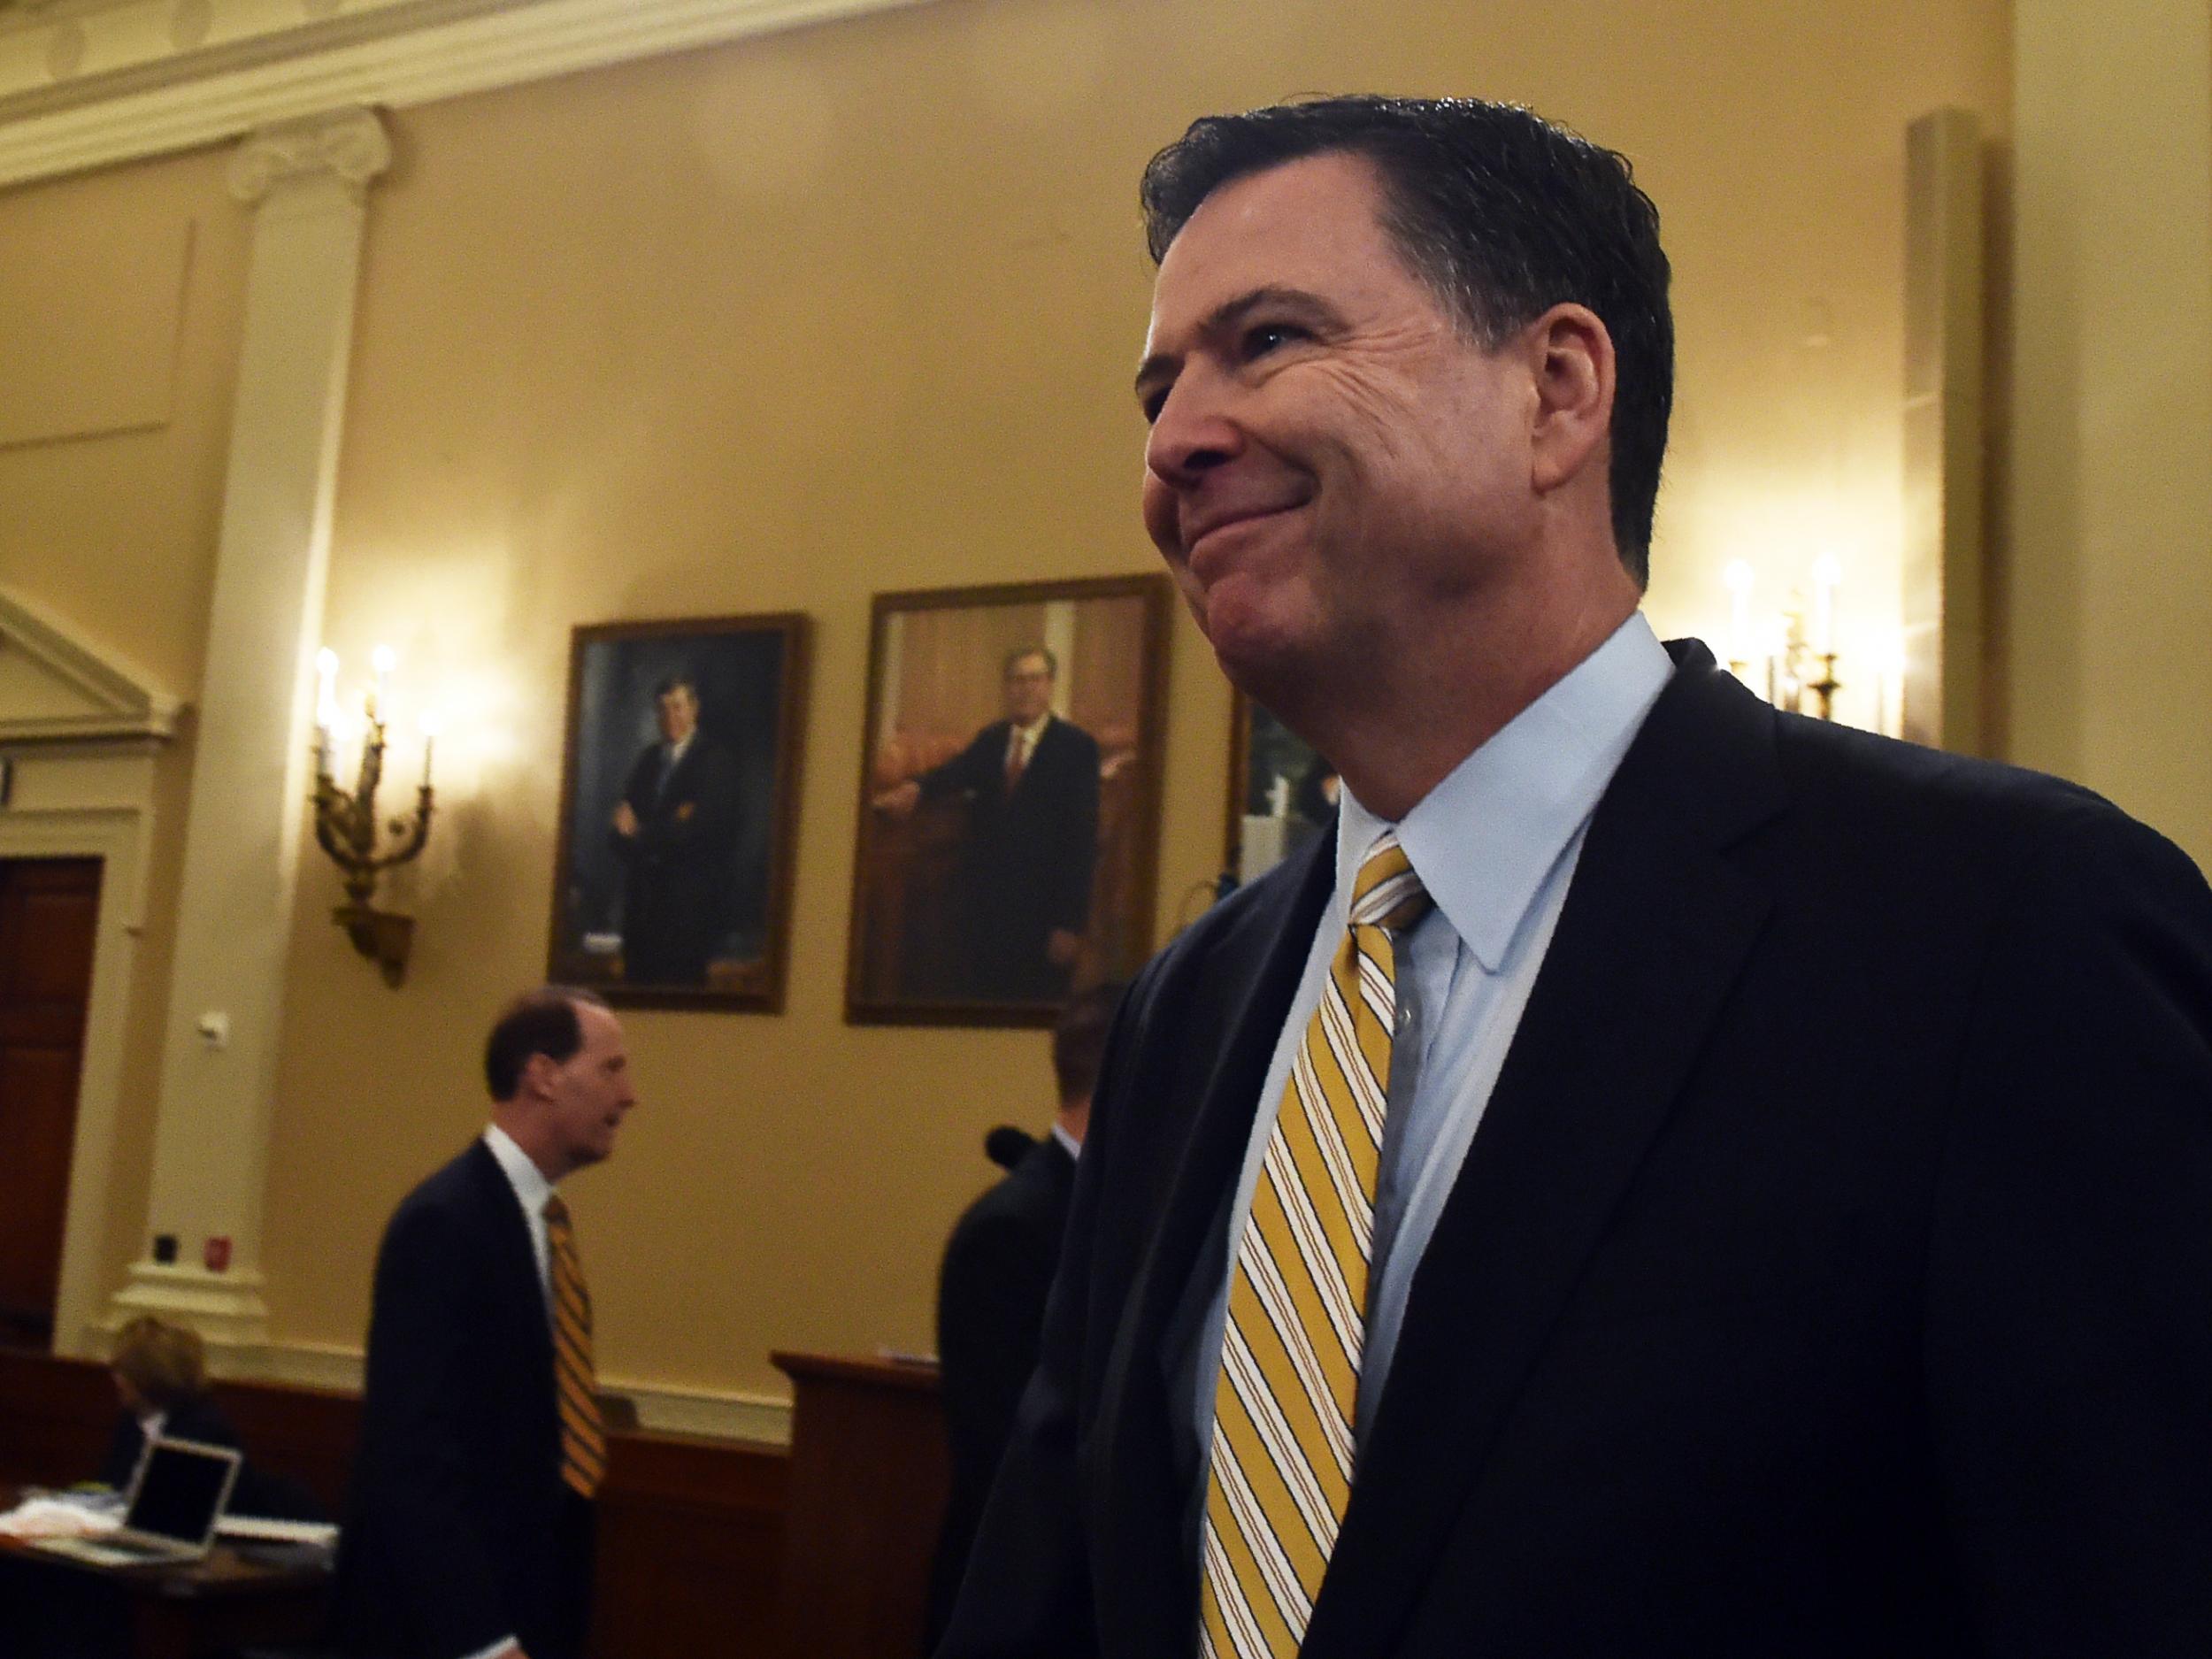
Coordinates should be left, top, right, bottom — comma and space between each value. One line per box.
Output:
1051, 981, 1124, 1104
1002, 646, 1057, 679
484, 987, 607, 1101
653, 674, 699, 703
1140, 95, 1672, 583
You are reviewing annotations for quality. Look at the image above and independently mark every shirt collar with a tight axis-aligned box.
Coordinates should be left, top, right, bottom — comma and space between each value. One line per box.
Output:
1335, 611, 1673, 973
483, 1122, 556, 1217
1011, 711, 1052, 745
664, 730, 695, 765
1050, 1121, 1082, 1161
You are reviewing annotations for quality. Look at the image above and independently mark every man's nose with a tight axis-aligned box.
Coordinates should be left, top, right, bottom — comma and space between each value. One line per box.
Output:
1144, 370, 1241, 488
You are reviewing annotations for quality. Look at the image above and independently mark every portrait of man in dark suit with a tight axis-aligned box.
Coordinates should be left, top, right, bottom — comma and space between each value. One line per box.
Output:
334, 987, 637, 1659
940, 96, 2212, 1659
548, 615, 808, 1010
610, 674, 741, 986
875, 646, 1101, 1004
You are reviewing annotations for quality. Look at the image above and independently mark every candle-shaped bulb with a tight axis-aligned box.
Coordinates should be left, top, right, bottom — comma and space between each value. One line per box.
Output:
369, 644, 396, 722
1811, 556, 1841, 654
315, 649, 340, 727
419, 710, 442, 787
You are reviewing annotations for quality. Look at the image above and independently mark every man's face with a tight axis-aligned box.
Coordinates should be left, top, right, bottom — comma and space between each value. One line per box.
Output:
1002, 653, 1055, 725
535, 1002, 637, 1176
1136, 152, 1540, 705
657, 687, 698, 745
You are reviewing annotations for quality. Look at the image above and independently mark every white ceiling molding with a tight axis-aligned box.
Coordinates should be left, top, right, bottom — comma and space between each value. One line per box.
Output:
0, 583, 182, 744
0, 0, 935, 188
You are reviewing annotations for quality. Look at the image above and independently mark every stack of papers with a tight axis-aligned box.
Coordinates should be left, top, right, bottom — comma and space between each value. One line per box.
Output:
0, 1494, 123, 1540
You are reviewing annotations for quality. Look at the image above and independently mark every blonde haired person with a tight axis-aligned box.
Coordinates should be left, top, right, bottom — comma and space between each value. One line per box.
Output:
96, 1316, 240, 1491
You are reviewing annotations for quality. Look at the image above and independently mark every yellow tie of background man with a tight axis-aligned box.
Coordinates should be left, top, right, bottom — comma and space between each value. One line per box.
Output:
543, 1194, 607, 1498
1199, 833, 1433, 1659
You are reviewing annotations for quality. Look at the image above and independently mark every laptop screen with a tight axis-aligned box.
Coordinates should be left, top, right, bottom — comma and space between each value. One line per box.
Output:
127, 1439, 240, 1546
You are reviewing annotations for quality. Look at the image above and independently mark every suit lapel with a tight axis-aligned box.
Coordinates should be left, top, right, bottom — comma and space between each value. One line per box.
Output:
1091, 832, 1337, 1619
1304, 646, 1788, 1656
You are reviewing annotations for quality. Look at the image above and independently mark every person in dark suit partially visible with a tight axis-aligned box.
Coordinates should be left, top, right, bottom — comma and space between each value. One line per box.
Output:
875, 647, 1101, 1003
334, 987, 637, 1659
94, 1314, 326, 1521
96, 1316, 241, 1493
926, 984, 1122, 1647
941, 97, 2212, 1659
611, 674, 742, 986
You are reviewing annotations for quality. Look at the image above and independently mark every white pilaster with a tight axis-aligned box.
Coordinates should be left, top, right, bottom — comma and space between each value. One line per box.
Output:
111, 106, 389, 1354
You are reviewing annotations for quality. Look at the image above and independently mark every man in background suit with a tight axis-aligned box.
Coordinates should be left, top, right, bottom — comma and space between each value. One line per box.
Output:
611, 674, 741, 986
926, 984, 1122, 1647
941, 97, 2212, 1657
334, 987, 637, 1659
877, 647, 1101, 1003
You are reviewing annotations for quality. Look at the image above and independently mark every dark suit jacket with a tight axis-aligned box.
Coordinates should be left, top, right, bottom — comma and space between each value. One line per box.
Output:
333, 1141, 591, 1659
96, 1394, 326, 1521
941, 641, 2212, 1658
927, 1134, 1079, 1647
613, 733, 743, 984
919, 717, 1101, 1002
96, 1394, 241, 1493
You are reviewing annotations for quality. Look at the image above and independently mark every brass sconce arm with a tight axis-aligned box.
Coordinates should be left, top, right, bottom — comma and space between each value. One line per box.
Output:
310, 693, 435, 987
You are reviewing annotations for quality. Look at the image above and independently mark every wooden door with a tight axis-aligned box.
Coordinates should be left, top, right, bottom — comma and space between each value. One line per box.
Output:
0, 858, 101, 1349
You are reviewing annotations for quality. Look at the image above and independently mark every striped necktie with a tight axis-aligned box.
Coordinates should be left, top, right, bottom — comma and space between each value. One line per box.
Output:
542, 1194, 607, 1497
1199, 832, 1432, 1657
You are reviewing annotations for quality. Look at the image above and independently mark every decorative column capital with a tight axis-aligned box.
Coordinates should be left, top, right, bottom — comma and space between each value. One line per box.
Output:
227, 105, 391, 205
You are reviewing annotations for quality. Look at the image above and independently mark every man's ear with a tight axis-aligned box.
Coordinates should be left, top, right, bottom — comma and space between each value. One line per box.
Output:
518, 1049, 557, 1102
1525, 303, 1615, 495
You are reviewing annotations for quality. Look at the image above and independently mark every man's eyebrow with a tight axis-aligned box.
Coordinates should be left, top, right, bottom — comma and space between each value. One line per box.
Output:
1133, 285, 1333, 398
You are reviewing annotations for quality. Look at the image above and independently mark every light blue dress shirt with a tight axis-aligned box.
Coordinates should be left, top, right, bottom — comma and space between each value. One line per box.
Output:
1189, 611, 1673, 1460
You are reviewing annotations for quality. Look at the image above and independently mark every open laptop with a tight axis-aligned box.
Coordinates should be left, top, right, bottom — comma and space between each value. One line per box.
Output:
34, 1436, 242, 1568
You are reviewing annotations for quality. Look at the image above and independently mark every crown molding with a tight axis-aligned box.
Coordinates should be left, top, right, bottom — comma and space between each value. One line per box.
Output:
0, 0, 934, 189
0, 582, 183, 745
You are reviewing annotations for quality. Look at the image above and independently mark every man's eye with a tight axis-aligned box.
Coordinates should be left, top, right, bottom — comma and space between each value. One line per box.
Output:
1242, 322, 1304, 358
1140, 388, 1168, 425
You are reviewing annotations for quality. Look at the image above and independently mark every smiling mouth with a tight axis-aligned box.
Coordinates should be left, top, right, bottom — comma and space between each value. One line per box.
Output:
1186, 503, 1303, 569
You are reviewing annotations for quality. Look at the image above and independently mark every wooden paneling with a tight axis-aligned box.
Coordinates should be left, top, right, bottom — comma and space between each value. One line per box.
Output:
771, 1352, 948, 1659
593, 1428, 789, 1658
0, 858, 102, 1347
0, 1350, 789, 1657
0, 1350, 112, 1489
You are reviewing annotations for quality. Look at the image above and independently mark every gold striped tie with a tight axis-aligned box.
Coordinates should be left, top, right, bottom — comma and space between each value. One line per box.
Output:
1199, 832, 1432, 1657
543, 1194, 607, 1497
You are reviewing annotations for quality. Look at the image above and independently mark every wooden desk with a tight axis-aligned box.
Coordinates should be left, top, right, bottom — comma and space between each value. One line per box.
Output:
769, 1352, 948, 1659
0, 1494, 329, 1659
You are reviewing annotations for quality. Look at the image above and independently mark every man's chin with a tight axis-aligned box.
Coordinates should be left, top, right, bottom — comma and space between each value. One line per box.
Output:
1200, 599, 1317, 709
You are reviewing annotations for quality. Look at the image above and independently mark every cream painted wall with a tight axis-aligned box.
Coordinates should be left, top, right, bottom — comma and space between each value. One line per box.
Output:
1, 0, 2015, 1408
0, 143, 251, 1336
2007, 0, 2212, 872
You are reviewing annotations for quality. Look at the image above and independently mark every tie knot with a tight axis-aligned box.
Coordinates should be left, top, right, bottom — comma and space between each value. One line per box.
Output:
542, 1194, 571, 1232
1350, 833, 1432, 933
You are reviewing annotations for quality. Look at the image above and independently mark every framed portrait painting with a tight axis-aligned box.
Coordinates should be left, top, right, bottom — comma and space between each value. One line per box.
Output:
847, 574, 1171, 1027
1225, 695, 1337, 887
548, 613, 809, 1012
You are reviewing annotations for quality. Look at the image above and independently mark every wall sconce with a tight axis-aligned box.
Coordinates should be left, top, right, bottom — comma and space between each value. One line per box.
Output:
1723, 557, 1844, 721
311, 645, 435, 987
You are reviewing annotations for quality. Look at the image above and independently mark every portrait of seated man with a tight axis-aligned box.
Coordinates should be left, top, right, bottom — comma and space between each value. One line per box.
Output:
850, 580, 1168, 1023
